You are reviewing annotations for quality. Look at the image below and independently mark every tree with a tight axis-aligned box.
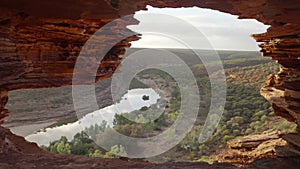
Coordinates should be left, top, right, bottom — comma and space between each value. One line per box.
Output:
84, 121, 108, 140
49, 136, 71, 154
113, 114, 133, 125
71, 131, 94, 155
135, 114, 146, 123
221, 135, 234, 143
104, 145, 127, 158
57, 141, 71, 154
96, 128, 135, 152
89, 149, 103, 158
142, 95, 150, 101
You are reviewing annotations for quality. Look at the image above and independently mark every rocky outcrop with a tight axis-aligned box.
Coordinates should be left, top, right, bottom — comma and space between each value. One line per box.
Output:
276, 133, 300, 157
0, 90, 8, 124
0, 0, 142, 125
0, 8, 139, 90
214, 130, 287, 166
0, 0, 299, 128
0, 0, 300, 167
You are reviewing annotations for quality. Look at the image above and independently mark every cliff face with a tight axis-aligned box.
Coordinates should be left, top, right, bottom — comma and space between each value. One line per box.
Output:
0, 0, 300, 165
0, 0, 142, 125
0, 0, 141, 91
0, 0, 299, 125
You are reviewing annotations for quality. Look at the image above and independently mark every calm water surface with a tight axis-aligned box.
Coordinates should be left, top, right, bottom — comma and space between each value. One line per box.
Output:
26, 88, 160, 146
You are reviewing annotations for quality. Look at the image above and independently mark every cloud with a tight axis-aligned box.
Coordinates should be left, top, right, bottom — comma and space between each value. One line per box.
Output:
128, 6, 269, 51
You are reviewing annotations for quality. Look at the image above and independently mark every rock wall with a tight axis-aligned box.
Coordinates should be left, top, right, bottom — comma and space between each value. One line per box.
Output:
0, 90, 8, 124
0, 0, 299, 159
0, 0, 142, 124
0, 0, 141, 91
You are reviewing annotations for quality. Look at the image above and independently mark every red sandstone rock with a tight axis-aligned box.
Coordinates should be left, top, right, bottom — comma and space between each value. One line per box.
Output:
0, 0, 299, 127
214, 130, 287, 166
0, 0, 300, 167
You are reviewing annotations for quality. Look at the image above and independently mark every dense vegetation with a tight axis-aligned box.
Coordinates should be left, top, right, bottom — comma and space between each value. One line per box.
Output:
41, 50, 296, 162
42, 123, 127, 158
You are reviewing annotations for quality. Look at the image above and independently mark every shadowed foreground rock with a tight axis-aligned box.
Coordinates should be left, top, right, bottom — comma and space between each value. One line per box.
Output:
1, 126, 300, 169
0, 0, 300, 168
0, 126, 237, 169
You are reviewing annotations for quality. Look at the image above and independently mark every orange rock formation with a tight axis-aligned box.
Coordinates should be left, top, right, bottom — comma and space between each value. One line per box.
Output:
0, 0, 299, 168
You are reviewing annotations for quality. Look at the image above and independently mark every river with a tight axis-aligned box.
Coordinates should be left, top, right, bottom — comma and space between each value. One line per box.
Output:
25, 88, 160, 146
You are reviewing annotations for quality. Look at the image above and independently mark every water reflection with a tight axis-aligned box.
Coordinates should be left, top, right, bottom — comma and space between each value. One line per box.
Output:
26, 88, 160, 146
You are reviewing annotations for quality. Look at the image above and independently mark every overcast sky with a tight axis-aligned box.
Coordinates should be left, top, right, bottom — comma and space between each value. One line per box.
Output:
128, 6, 269, 51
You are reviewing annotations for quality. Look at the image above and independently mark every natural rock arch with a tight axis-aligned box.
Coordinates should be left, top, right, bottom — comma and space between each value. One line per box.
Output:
0, 0, 299, 162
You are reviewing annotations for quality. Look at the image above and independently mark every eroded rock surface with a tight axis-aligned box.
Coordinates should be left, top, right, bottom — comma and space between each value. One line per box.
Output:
0, 90, 8, 124
1, 126, 300, 169
215, 130, 287, 166
0, 0, 299, 128
0, 0, 300, 167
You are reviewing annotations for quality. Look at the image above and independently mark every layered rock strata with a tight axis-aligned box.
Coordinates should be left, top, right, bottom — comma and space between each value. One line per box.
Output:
215, 130, 287, 166
0, 0, 299, 127
0, 0, 300, 166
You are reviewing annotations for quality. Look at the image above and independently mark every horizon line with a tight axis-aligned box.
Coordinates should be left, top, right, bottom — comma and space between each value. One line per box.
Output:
129, 47, 262, 52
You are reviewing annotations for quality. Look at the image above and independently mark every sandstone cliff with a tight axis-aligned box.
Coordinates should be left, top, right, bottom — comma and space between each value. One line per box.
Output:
0, 0, 300, 167
0, 0, 299, 128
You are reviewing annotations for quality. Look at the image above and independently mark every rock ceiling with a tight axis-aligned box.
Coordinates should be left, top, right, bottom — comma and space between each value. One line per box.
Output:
0, 0, 299, 156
